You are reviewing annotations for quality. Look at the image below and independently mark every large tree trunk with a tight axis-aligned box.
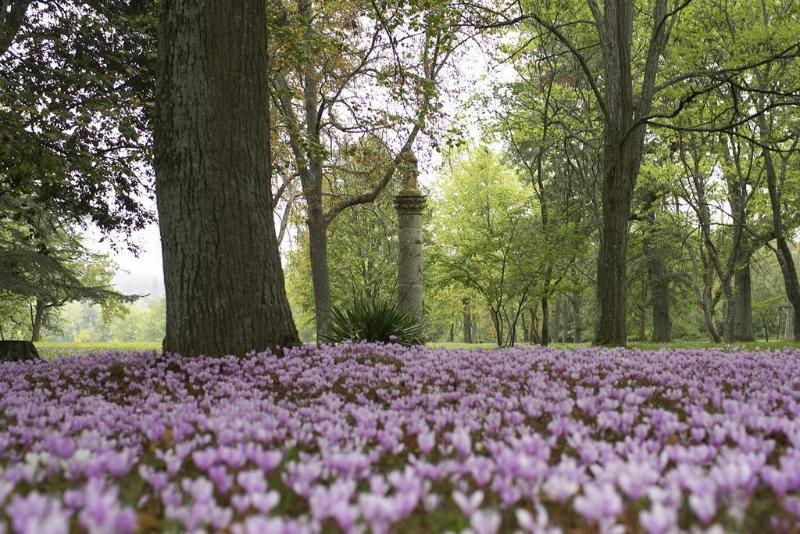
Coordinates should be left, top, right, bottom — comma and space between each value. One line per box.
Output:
0, 340, 41, 362
595, 161, 634, 345
155, 0, 299, 357
593, 0, 668, 346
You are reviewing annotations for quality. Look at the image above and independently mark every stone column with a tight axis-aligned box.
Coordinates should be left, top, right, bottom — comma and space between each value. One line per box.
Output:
395, 153, 426, 324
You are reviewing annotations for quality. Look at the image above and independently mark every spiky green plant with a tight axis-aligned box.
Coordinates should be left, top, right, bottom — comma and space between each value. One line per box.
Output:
324, 297, 424, 346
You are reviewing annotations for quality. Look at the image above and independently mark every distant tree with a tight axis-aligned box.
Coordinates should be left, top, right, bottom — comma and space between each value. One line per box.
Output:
155, 0, 299, 356
430, 148, 541, 347
270, 0, 461, 340
0, 216, 134, 342
284, 138, 400, 341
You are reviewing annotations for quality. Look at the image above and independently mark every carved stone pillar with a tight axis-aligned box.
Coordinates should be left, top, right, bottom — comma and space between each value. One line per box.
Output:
395, 153, 426, 324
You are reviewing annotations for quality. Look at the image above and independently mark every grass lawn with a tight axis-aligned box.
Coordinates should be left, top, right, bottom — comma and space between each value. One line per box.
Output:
35, 340, 162, 359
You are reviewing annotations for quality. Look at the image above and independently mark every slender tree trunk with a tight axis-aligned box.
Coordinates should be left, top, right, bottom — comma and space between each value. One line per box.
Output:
521, 310, 529, 343
30, 299, 45, 342
637, 306, 646, 341
462, 298, 473, 343
733, 258, 754, 341
552, 299, 561, 345
490, 308, 502, 347
155, 0, 299, 356
529, 307, 540, 344
572, 295, 582, 343
642, 192, 670, 342
307, 206, 332, 341
763, 144, 800, 339
540, 296, 550, 346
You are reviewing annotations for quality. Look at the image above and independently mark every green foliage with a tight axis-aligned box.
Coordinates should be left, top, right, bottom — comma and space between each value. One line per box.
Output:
324, 297, 424, 346
49, 297, 165, 344
0, 1, 156, 241
284, 137, 400, 342
429, 147, 542, 346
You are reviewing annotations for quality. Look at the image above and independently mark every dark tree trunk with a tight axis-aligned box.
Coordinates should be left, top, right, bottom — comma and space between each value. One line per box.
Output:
733, 259, 754, 341
30, 299, 45, 342
463, 298, 472, 343
638, 306, 646, 341
763, 144, 800, 339
552, 299, 561, 345
595, 141, 636, 346
592, 0, 668, 346
155, 0, 299, 357
642, 192, 671, 342
540, 297, 550, 346
0, 341, 41, 362
490, 308, 502, 347
529, 307, 540, 344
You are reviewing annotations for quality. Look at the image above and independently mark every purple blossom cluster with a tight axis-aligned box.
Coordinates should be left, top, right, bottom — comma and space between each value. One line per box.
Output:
1, 344, 799, 533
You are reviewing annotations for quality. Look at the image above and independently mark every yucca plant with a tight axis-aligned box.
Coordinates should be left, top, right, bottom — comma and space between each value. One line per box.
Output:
324, 297, 424, 346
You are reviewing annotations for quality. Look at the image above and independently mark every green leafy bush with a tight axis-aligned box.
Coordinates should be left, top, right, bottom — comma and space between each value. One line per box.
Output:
324, 298, 424, 346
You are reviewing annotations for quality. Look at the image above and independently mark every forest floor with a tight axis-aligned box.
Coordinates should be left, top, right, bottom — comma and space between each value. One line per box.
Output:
1, 342, 798, 532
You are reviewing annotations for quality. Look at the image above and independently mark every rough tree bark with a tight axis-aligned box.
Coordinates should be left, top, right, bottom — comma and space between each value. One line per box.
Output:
155, 0, 299, 357
0, 340, 41, 362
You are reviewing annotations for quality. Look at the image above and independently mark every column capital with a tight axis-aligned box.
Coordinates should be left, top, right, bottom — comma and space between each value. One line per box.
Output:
394, 193, 427, 214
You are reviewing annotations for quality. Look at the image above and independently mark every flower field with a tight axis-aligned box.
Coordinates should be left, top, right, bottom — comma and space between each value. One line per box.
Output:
1, 344, 799, 533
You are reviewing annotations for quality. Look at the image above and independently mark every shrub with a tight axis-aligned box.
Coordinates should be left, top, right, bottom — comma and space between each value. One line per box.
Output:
324, 297, 424, 346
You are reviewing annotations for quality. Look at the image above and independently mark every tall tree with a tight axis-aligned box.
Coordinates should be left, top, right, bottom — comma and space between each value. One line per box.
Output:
155, 0, 299, 356
753, 0, 800, 339
270, 0, 458, 340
